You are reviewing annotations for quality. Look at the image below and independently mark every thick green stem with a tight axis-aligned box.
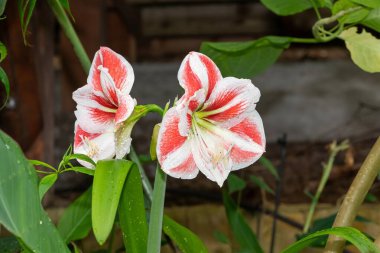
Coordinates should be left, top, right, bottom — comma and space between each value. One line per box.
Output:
324, 138, 380, 253
47, 0, 91, 72
303, 141, 349, 233
147, 166, 167, 253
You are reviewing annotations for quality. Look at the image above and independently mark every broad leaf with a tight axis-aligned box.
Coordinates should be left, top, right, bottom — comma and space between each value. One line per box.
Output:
362, 8, 380, 33
0, 66, 10, 109
118, 166, 148, 253
249, 175, 274, 195
332, 0, 369, 24
201, 36, 291, 78
222, 191, 264, 253
163, 215, 208, 253
339, 27, 380, 73
350, 0, 380, 8
0, 130, 69, 252
57, 187, 92, 243
92, 160, 133, 245
0, 0, 6, 16
260, 0, 328, 16
227, 174, 247, 194
282, 227, 380, 253
17, 0, 37, 44
39, 173, 58, 200
0, 41, 7, 62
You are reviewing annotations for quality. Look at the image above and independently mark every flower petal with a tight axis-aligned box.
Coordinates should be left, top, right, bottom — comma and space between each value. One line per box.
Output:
74, 123, 115, 167
115, 91, 136, 125
88, 47, 134, 95
157, 108, 199, 179
228, 110, 266, 170
202, 77, 261, 128
178, 52, 222, 101
190, 123, 233, 187
74, 104, 115, 134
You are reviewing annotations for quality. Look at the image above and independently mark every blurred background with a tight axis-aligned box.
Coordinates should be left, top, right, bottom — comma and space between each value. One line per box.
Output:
1, 0, 380, 251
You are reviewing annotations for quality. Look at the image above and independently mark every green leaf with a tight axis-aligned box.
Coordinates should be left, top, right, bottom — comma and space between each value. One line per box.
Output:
66, 166, 95, 176
17, 0, 37, 44
259, 156, 279, 179
362, 8, 380, 33
365, 193, 378, 202
227, 174, 247, 194
163, 215, 208, 253
0, 41, 7, 62
260, 0, 328, 16
57, 187, 92, 243
249, 175, 274, 195
282, 227, 380, 253
92, 160, 133, 245
339, 27, 380, 73
200, 36, 291, 78
0, 66, 10, 110
350, 0, 380, 8
30, 159, 57, 172
118, 166, 148, 253
222, 191, 264, 253
332, 0, 369, 24
0, 130, 70, 252
39, 173, 58, 200
0, 237, 22, 253
58, 0, 73, 19
0, 0, 6, 16
213, 230, 229, 244
64, 153, 96, 167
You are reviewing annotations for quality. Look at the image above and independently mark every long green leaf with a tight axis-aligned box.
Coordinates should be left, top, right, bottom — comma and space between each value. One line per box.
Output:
222, 191, 264, 253
259, 156, 279, 180
17, 0, 37, 44
38, 173, 58, 200
0, 66, 10, 109
350, 0, 380, 8
163, 215, 208, 253
0, 41, 7, 62
0, 0, 6, 16
57, 187, 92, 243
200, 36, 290, 78
118, 166, 148, 253
0, 236, 22, 253
281, 227, 380, 253
249, 175, 274, 195
260, 0, 329, 16
92, 160, 133, 245
227, 174, 247, 194
0, 130, 70, 252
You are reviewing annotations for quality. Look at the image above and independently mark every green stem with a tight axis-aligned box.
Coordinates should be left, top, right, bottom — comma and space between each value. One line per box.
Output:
312, 6, 362, 42
147, 166, 167, 253
324, 137, 380, 253
47, 0, 91, 72
129, 148, 154, 202
303, 141, 349, 233
309, 0, 322, 20
289, 37, 320, 44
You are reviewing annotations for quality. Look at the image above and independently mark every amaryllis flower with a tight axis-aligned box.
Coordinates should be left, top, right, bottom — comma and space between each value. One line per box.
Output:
156, 52, 265, 186
73, 47, 136, 166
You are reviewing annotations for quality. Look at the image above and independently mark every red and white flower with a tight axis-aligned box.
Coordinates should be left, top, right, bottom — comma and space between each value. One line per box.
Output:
156, 52, 265, 186
73, 47, 136, 166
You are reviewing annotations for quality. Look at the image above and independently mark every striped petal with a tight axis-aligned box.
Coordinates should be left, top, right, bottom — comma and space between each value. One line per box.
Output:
178, 52, 222, 101
74, 103, 115, 134
74, 123, 115, 167
202, 77, 261, 128
157, 108, 199, 179
115, 91, 136, 125
229, 110, 266, 171
88, 47, 134, 95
